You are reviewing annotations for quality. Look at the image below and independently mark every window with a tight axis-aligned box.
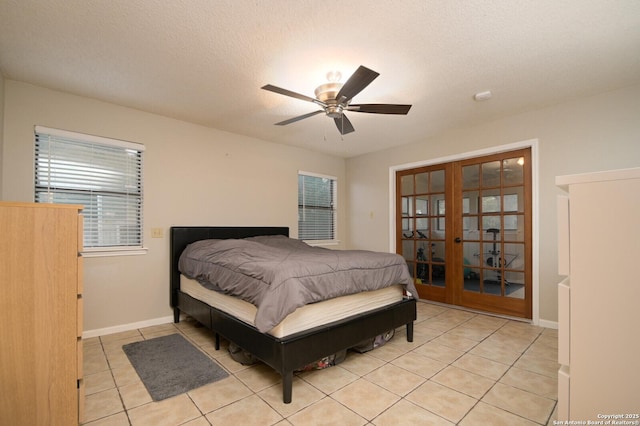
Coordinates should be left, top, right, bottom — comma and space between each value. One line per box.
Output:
34, 126, 145, 255
298, 171, 337, 242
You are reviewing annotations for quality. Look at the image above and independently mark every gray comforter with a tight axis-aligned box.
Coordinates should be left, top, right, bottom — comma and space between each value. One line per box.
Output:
178, 235, 417, 332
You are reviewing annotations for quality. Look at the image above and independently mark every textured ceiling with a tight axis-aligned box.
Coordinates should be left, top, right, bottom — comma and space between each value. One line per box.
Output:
1, 0, 639, 158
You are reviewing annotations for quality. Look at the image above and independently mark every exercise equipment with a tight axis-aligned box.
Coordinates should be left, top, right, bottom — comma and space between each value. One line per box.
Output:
483, 228, 518, 285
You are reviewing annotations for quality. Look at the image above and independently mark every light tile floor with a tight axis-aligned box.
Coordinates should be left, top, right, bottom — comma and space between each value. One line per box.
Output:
82, 302, 559, 425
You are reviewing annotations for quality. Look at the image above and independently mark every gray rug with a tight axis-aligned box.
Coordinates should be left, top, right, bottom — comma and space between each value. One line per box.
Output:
123, 333, 228, 401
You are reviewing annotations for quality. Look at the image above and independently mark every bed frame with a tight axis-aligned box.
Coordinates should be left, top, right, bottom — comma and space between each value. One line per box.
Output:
170, 226, 416, 403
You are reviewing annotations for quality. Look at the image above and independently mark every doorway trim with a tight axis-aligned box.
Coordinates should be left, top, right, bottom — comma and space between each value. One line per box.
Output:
388, 139, 540, 325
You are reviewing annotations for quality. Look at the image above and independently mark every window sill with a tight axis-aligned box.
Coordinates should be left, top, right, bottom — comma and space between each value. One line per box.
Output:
82, 247, 149, 258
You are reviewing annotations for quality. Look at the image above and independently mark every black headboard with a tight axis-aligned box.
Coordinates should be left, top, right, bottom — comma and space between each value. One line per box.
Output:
169, 226, 289, 308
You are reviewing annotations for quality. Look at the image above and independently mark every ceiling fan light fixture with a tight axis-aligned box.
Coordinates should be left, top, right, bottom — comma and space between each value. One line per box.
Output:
314, 82, 343, 103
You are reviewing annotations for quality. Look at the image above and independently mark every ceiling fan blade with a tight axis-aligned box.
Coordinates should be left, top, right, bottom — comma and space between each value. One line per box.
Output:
262, 84, 318, 104
335, 66, 379, 102
334, 114, 355, 135
275, 110, 324, 126
347, 104, 412, 114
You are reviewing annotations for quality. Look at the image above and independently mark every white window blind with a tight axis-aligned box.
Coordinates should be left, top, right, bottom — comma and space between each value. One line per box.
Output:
298, 172, 337, 241
34, 126, 144, 251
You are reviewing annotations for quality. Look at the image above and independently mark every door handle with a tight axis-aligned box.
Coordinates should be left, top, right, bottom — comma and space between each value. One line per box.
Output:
454, 237, 462, 243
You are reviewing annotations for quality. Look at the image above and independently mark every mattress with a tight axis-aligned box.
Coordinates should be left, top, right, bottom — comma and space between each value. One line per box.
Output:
178, 235, 416, 332
180, 275, 404, 338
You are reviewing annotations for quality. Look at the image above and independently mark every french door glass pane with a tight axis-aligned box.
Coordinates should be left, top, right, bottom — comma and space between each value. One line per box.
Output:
416, 218, 429, 235
402, 219, 414, 237
463, 242, 481, 266
482, 161, 501, 187
432, 241, 445, 261
463, 165, 479, 189
416, 197, 428, 216
504, 157, 524, 185
504, 215, 525, 239
504, 243, 525, 270
465, 268, 482, 291
463, 191, 479, 214
431, 170, 445, 192
504, 193, 519, 212
482, 215, 502, 231
463, 216, 478, 232
401, 175, 413, 195
506, 272, 525, 299
402, 240, 414, 261
416, 173, 429, 193
482, 194, 501, 213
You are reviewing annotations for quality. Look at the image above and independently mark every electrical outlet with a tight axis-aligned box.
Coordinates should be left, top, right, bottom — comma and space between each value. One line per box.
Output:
151, 228, 164, 238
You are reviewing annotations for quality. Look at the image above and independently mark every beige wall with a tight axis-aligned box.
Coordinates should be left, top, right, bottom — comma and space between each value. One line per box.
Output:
3, 79, 639, 331
346, 84, 640, 323
2, 80, 346, 332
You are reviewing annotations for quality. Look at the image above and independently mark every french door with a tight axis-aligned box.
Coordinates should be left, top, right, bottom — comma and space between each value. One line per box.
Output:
397, 148, 532, 318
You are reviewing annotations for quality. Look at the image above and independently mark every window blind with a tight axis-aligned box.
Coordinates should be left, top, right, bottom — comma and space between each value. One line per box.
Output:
34, 126, 144, 250
298, 172, 337, 241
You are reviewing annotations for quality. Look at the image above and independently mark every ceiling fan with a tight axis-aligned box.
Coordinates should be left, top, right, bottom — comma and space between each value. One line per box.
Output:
261, 65, 412, 135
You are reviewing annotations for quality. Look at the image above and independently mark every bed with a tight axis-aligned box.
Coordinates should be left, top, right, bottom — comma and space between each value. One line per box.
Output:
170, 226, 417, 403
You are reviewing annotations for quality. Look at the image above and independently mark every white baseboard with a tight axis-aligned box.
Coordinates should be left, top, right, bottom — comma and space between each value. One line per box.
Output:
83, 315, 176, 339
538, 318, 558, 329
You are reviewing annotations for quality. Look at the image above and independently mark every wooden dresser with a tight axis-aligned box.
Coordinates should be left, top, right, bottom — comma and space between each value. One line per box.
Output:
0, 202, 84, 425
